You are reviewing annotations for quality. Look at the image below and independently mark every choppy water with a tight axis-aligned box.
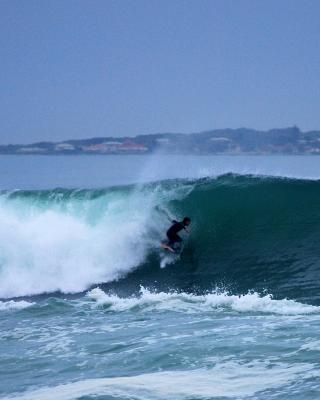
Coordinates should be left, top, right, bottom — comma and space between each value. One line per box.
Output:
1, 155, 320, 399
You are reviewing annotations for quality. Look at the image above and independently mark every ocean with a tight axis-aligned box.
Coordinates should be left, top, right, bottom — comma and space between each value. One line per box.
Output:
1, 154, 320, 400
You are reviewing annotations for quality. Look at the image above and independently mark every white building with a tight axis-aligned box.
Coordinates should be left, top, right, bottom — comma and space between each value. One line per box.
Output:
55, 143, 75, 151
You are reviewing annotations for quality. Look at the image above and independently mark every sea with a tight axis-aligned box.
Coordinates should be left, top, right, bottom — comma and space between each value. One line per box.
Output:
1, 154, 320, 400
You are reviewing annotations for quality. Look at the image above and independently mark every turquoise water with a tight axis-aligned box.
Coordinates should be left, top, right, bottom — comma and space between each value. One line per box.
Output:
1, 155, 320, 399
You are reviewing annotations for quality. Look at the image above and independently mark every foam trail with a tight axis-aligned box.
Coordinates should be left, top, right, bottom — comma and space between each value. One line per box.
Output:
87, 287, 320, 315
3, 361, 316, 400
0, 300, 34, 311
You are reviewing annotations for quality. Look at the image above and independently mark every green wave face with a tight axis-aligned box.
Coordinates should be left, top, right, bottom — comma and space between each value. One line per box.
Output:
0, 175, 320, 301
163, 175, 320, 301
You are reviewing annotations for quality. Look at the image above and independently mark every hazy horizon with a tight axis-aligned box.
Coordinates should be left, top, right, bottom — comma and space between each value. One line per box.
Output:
0, 124, 313, 146
1, 0, 320, 144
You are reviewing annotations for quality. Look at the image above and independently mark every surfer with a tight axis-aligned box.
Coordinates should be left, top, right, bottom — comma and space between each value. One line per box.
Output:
161, 217, 191, 253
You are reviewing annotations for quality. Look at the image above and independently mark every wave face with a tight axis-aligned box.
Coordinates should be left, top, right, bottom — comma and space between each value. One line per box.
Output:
1, 174, 320, 301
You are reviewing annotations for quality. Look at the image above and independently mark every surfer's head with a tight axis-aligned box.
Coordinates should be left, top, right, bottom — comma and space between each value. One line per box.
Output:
183, 217, 191, 226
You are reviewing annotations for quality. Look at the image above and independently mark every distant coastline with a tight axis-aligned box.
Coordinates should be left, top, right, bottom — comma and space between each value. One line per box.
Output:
2, 126, 320, 155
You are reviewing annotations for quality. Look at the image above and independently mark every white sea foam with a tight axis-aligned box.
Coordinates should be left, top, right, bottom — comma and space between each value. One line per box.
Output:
0, 299, 34, 311
3, 360, 316, 400
0, 185, 184, 298
300, 340, 320, 352
87, 287, 319, 315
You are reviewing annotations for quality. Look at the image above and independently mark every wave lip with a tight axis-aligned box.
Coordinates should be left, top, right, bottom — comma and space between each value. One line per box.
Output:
87, 287, 320, 315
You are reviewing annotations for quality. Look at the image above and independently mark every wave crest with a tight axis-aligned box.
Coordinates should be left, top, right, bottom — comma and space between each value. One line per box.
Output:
87, 287, 319, 315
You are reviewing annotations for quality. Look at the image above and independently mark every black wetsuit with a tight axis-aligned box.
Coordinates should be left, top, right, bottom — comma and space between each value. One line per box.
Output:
166, 220, 185, 247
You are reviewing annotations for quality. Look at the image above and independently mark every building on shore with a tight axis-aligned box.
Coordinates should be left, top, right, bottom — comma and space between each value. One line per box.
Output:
82, 140, 148, 154
54, 143, 76, 151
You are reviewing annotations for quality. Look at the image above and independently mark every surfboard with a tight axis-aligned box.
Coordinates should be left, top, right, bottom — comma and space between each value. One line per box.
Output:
159, 242, 183, 268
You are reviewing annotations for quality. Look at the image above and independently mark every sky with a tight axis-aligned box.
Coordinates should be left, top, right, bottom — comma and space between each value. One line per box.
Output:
0, 0, 320, 144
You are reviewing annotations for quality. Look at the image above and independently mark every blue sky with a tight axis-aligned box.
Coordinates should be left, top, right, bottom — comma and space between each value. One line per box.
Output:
0, 0, 319, 144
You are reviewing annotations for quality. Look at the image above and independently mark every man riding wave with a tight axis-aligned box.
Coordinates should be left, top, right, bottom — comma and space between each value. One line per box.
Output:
161, 217, 191, 253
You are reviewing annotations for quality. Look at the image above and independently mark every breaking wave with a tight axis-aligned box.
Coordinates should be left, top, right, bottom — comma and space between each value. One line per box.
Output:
1, 174, 320, 301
